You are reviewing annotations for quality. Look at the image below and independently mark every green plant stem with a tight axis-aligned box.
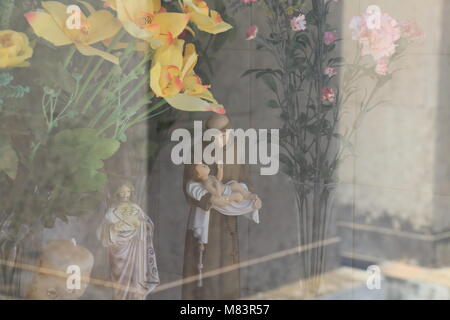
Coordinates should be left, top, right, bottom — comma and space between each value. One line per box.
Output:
81, 41, 138, 114
117, 103, 170, 142
110, 52, 152, 95
121, 75, 148, 107
117, 105, 169, 139
97, 73, 149, 129
81, 69, 116, 115
75, 29, 127, 106
99, 98, 166, 137
0, 0, 14, 29
124, 99, 167, 128
95, 77, 148, 134
63, 46, 77, 69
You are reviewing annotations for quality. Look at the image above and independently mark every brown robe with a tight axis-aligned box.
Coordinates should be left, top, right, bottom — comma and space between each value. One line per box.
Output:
181, 143, 251, 300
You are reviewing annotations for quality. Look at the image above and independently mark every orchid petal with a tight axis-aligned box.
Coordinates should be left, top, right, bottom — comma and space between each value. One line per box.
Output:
165, 93, 225, 113
190, 10, 233, 34
181, 43, 198, 79
153, 39, 184, 69
75, 43, 119, 64
152, 12, 190, 42
41, 1, 71, 28
86, 10, 122, 44
24, 11, 72, 46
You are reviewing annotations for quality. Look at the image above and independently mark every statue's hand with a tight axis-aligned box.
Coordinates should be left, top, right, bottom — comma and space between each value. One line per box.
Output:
129, 215, 141, 228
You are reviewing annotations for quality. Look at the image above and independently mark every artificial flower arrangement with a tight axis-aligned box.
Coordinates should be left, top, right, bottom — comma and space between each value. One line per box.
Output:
232, 0, 423, 295
0, 0, 231, 261
0, 0, 233, 298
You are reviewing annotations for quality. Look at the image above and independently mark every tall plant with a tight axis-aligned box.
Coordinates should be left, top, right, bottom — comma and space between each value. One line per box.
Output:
235, 0, 423, 295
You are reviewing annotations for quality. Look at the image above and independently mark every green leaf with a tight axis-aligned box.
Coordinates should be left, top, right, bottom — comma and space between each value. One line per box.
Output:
295, 34, 311, 49
48, 128, 120, 192
0, 137, 18, 180
298, 113, 308, 125
72, 169, 108, 193
118, 132, 127, 142
241, 69, 265, 78
92, 138, 121, 159
306, 124, 320, 135
279, 153, 294, 176
266, 99, 279, 109
261, 73, 278, 93
79, 155, 104, 170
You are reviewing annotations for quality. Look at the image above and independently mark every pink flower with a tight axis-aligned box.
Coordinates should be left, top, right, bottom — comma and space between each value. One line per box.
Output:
291, 14, 307, 31
246, 25, 258, 40
399, 20, 424, 44
242, 0, 257, 3
320, 87, 336, 105
324, 67, 337, 78
375, 59, 389, 76
350, 11, 401, 62
323, 31, 337, 45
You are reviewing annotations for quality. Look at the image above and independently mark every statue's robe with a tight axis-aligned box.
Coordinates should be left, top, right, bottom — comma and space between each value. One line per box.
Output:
182, 142, 251, 300
97, 204, 160, 300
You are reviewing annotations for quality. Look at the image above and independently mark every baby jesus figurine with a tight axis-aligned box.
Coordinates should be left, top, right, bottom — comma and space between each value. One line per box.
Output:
193, 163, 262, 210
186, 162, 262, 284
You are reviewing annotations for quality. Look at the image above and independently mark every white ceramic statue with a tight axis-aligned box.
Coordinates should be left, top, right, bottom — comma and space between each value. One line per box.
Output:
97, 182, 159, 300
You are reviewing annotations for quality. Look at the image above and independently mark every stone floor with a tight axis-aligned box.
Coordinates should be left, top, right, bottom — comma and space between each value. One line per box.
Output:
245, 267, 385, 300
246, 262, 450, 300
382, 262, 450, 299
4, 262, 450, 300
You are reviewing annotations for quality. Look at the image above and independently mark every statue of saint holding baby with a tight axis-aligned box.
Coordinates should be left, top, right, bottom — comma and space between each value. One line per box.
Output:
182, 114, 262, 300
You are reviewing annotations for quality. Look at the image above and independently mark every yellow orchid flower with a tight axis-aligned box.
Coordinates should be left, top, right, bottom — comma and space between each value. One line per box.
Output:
150, 39, 224, 113
150, 39, 184, 97
0, 30, 33, 68
182, 0, 232, 34
24, 1, 122, 64
107, 0, 190, 49
180, 43, 218, 103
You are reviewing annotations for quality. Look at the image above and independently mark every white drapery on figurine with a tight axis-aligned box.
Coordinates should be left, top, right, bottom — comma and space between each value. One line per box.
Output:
186, 181, 260, 244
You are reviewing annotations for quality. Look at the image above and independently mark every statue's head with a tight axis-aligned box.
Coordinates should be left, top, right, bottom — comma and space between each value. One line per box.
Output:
206, 114, 231, 131
206, 114, 232, 148
115, 181, 134, 202
193, 163, 211, 181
